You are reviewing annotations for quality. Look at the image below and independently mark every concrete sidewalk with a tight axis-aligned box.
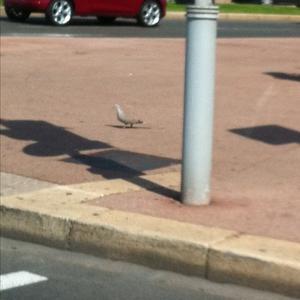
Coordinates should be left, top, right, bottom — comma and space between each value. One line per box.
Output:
1, 37, 300, 297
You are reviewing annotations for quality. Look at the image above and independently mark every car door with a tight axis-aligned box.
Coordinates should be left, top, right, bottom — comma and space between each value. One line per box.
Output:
74, 0, 93, 14
92, 0, 136, 15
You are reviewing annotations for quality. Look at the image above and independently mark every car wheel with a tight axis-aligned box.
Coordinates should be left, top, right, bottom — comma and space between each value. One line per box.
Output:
46, 0, 73, 26
138, 0, 161, 27
97, 16, 116, 25
5, 5, 30, 22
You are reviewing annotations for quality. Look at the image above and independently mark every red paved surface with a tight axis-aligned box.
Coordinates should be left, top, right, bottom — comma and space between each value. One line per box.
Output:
1, 37, 299, 242
88, 187, 300, 243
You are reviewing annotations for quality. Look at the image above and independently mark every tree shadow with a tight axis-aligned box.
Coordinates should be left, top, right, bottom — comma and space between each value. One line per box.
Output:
0, 119, 109, 156
265, 72, 300, 82
229, 125, 300, 145
1, 119, 180, 200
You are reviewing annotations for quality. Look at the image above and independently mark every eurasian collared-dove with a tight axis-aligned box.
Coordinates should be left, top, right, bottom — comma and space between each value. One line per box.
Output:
115, 104, 143, 128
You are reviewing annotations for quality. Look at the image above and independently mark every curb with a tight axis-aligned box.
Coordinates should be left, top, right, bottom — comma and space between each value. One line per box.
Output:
1, 178, 300, 298
167, 11, 300, 21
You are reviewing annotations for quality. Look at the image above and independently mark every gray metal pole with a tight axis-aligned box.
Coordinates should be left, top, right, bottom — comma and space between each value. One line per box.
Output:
181, 0, 218, 205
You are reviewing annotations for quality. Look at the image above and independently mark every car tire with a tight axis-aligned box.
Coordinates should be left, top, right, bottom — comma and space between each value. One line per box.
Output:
97, 16, 116, 25
46, 0, 73, 26
137, 0, 161, 27
4, 5, 30, 22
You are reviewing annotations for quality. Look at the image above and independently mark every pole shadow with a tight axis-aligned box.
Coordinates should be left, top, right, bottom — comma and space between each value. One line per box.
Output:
63, 150, 181, 200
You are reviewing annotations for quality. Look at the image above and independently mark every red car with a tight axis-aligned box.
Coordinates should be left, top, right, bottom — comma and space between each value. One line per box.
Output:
4, 0, 167, 27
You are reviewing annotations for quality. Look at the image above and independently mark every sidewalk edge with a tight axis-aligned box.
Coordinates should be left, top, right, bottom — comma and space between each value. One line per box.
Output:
1, 192, 299, 298
167, 11, 300, 21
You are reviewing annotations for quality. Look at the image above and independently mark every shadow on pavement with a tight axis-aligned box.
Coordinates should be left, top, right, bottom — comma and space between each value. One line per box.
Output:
265, 72, 300, 82
0, 119, 109, 156
229, 125, 300, 145
0, 119, 180, 200
64, 150, 180, 178
106, 124, 152, 130
66, 152, 180, 200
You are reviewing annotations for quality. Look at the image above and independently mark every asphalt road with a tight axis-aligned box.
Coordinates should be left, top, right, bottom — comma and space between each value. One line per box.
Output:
1, 16, 300, 38
0, 238, 294, 300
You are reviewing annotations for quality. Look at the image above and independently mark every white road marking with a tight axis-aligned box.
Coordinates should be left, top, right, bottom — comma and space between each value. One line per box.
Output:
0, 271, 48, 291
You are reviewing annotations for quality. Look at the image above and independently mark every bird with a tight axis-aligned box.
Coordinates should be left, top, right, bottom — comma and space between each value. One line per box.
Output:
114, 104, 143, 128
